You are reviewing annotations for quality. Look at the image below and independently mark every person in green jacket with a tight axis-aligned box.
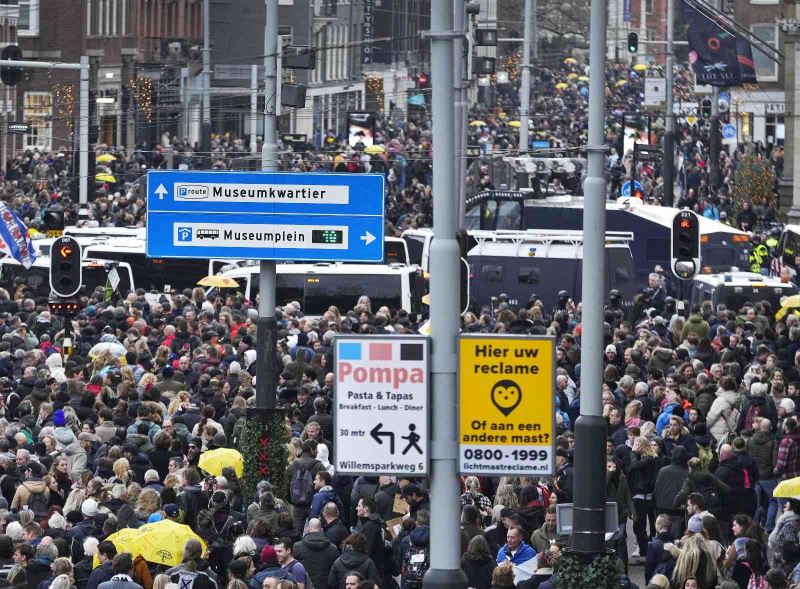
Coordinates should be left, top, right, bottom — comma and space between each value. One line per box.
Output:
681, 309, 710, 342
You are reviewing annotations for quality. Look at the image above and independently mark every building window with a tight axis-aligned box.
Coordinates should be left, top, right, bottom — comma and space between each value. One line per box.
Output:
751, 24, 778, 81
17, 0, 38, 36
23, 92, 51, 150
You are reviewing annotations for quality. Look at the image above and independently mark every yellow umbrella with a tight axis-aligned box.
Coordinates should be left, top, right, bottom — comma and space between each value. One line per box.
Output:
578, 76, 590, 82
96, 153, 117, 163
469, 120, 487, 127
95, 173, 116, 183
616, 80, 628, 87
776, 294, 800, 320
774, 476, 800, 498
633, 63, 648, 72
555, 82, 568, 90
199, 447, 244, 477
197, 275, 239, 289
563, 57, 577, 64
93, 528, 144, 567
507, 121, 521, 128
129, 520, 206, 567
364, 144, 385, 155
567, 72, 578, 79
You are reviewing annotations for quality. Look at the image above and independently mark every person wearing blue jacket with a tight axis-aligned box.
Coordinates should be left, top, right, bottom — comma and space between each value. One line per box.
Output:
310, 471, 343, 520
495, 525, 536, 567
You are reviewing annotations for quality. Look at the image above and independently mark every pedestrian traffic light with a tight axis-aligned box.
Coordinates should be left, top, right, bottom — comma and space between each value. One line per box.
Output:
627, 33, 639, 54
49, 236, 82, 298
0, 45, 22, 86
671, 210, 701, 280
701, 98, 712, 119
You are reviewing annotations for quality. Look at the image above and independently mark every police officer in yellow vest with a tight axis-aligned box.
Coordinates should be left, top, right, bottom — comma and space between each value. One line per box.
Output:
749, 235, 770, 273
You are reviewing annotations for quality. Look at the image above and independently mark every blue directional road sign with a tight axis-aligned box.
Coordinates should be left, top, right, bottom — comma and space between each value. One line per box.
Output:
621, 180, 644, 197
146, 171, 385, 262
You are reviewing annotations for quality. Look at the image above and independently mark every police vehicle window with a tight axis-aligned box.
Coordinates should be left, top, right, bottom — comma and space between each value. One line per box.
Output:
646, 238, 670, 261
481, 201, 498, 231
276, 274, 305, 307
518, 266, 541, 284
304, 274, 403, 316
82, 266, 132, 296
481, 264, 504, 284
2, 265, 48, 297
784, 231, 799, 267
403, 234, 426, 266
495, 201, 521, 231
463, 204, 481, 231
607, 249, 633, 284
150, 259, 210, 292
408, 271, 425, 314
703, 247, 736, 270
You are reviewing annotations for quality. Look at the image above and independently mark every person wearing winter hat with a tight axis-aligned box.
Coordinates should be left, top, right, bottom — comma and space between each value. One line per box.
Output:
65, 498, 100, 562
251, 545, 293, 588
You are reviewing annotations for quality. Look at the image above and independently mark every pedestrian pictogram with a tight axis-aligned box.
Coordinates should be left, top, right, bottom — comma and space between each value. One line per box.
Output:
491, 379, 522, 416
335, 335, 429, 476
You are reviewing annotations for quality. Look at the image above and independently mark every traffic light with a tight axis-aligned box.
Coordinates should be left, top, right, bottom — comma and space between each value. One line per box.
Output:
49, 236, 82, 298
417, 73, 429, 89
43, 207, 65, 238
701, 98, 712, 119
671, 210, 701, 280
0, 45, 22, 86
627, 33, 639, 54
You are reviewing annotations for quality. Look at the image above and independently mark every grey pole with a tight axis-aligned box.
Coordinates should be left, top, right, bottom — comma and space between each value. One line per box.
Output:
519, 0, 532, 152
256, 0, 279, 411
571, 0, 609, 556
79, 56, 89, 209
201, 0, 212, 167
250, 64, 258, 157
662, 0, 675, 206
709, 0, 721, 191
422, 1, 468, 588
457, 8, 471, 227
453, 0, 465, 216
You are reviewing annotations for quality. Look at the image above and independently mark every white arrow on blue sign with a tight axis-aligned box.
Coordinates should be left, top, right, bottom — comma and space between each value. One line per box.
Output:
145, 170, 385, 263
621, 180, 644, 197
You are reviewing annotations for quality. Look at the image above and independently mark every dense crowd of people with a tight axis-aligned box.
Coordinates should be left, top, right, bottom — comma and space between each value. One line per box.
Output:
0, 54, 794, 589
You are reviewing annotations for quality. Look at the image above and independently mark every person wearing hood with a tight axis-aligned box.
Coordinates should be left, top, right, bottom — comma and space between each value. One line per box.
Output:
292, 518, 339, 589
648, 347, 676, 376
681, 308, 710, 340
654, 445, 690, 539
250, 545, 294, 589
309, 471, 342, 520
706, 376, 741, 445
45, 354, 66, 385
327, 533, 379, 589
662, 415, 699, 459
749, 418, 779, 532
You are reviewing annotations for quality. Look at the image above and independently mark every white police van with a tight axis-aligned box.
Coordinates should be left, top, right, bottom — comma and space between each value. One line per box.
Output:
688, 272, 798, 312
0, 256, 135, 298
218, 262, 426, 316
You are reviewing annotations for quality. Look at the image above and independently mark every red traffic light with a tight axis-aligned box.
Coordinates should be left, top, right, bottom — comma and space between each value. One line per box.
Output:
418, 73, 428, 85
680, 219, 691, 229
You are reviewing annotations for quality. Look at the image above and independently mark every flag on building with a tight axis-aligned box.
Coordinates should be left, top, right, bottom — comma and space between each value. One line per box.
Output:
681, 0, 757, 86
0, 202, 36, 269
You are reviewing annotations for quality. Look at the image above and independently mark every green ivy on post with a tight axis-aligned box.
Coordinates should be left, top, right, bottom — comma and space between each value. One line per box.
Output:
240, 408, 289, 502
553, 550, 621, 589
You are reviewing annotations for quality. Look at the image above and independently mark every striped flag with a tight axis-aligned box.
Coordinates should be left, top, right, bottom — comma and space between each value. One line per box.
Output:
0, 202, 36, 269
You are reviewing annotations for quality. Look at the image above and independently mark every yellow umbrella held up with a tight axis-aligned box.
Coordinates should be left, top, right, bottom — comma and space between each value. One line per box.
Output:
199, 447, 244, 477
125, 520, 206, 567
773, 476, 800, 499
633, 63, 648, 72
469, 120, 487, 127
364, 144, 385, 154
776, 294, 800, 320
507, 121, 521, 128
616, 80, 628, 87
567, 72, 578, 79
197, 275, 240, 289
97, 153, 117, 163
555, 82, 568, 90
563, 57, 577, 64
578, 76, 590, 82
95, 173, 116, 183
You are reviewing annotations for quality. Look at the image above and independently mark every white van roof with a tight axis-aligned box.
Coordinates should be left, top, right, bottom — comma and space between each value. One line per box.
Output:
691, 271, 791, 287
221, 262, 418, 279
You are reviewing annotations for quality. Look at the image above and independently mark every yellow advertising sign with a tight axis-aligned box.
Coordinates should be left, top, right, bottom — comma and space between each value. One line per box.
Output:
459, 335, 555, 475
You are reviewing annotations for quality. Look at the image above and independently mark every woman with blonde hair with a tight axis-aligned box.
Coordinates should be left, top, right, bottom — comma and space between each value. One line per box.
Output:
492, 484, 520, 510
625, 399, 643, 428
629, 436, 658, 562
111, 458, 133, 485
167, 391, 191, 418
51, 557, 74, 579
136, 488, 161, 519
152, 574, 174, 589
670, 533, 719, 589
49, 575, 74, 589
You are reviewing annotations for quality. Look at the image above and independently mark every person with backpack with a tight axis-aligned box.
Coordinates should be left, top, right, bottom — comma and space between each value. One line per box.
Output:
354, 498, 386, 583
274, 538, 310, 589
10, 461, 49, 514
674, 457, 731, 519
288, 440, 325, 536
399, 510, 430, 589
646, 514, 677, 584
716, 443, 758, 539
